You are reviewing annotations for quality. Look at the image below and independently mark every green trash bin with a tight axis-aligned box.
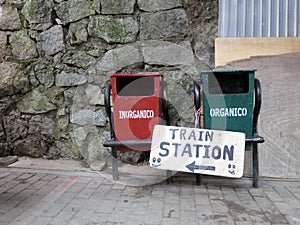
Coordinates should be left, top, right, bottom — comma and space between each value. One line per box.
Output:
201, 70, 255, 138
194, 69, 264, 187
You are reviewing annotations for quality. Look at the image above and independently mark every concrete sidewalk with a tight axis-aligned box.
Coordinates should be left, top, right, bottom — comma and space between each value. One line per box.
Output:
0, 157, 299, 225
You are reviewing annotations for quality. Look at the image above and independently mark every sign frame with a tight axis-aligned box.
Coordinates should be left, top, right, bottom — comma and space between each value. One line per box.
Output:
150, 125, 246, 178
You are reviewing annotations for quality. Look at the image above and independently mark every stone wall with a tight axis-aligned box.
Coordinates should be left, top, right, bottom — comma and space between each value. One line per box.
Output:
0, 0, 218, 164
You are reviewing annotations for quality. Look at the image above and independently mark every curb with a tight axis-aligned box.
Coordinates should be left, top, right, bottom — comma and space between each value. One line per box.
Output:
0, 156, 18, 167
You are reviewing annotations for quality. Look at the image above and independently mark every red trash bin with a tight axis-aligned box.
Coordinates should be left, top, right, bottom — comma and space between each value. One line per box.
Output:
110, 73, 164, 151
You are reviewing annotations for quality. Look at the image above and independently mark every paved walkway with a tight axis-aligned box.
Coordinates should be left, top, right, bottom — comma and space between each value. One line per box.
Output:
0, 158, 299, 225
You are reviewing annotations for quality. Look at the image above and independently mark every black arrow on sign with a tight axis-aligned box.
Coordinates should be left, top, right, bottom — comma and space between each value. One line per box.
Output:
186, 161, 215, 173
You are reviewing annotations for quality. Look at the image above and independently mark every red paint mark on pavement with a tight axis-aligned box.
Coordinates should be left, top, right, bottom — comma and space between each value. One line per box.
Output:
10, 176, 79, 225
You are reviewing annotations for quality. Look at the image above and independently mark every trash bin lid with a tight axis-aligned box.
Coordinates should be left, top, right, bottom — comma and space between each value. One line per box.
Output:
110, 73, 161, 77
201, 69, 256, 73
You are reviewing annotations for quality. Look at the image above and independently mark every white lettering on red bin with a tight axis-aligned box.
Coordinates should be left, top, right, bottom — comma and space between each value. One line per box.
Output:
119, 110, 154, 119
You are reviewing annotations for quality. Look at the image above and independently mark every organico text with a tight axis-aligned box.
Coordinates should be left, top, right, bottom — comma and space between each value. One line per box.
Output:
210, 107, 247, 117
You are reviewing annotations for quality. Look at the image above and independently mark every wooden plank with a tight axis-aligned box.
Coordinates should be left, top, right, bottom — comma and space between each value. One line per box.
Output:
218, 53, 300, 178
215, 37, 300, 67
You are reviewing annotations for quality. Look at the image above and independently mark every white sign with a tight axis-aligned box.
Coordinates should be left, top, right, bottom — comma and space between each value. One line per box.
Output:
150, 125, 246, 178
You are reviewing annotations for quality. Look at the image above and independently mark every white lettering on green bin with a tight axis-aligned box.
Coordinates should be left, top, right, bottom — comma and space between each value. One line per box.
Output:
210, 107, 247, 117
